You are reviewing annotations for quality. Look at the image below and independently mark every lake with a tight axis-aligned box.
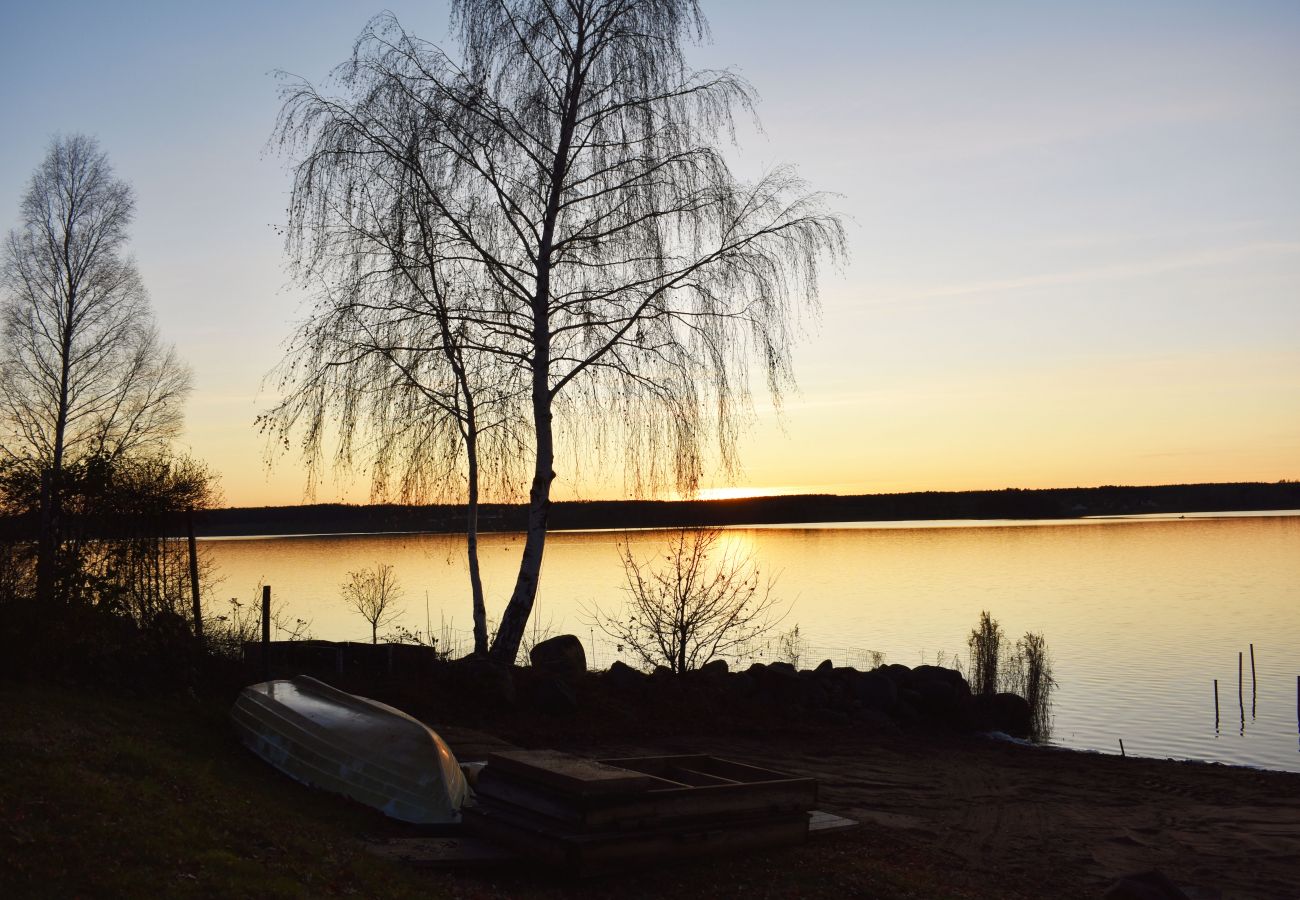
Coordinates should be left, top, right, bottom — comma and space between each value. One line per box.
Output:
203, 511, 1300, 773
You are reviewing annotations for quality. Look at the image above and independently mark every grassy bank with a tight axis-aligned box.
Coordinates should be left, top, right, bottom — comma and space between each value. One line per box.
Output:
0, 683, 443, 898
0, 682, 992, 899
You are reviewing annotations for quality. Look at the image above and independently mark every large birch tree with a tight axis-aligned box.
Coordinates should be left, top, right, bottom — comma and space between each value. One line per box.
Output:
272, 0, 843, 662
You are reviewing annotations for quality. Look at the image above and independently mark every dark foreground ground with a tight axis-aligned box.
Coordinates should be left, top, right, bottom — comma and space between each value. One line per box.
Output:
2, 682, 1296, 899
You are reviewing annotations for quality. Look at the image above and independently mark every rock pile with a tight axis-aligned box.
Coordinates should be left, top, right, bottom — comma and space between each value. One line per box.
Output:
521, 635, 1035, 738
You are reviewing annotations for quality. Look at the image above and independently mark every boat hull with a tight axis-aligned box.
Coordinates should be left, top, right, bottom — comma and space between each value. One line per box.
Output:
232, 675, 468, 824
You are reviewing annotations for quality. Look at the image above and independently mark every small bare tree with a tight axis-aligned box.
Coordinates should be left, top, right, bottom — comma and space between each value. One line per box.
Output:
341, 563, 403, 644
591, 529, 783, 674
1, 135, 191, 606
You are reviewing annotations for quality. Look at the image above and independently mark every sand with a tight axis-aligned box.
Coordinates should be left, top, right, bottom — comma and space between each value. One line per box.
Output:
444, 726, 1300, 898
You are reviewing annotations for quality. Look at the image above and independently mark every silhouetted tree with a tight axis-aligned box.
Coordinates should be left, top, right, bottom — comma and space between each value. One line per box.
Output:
341, 563, 403, 644
591, 528, 782, 674
273, 1, 843, 662
1, 135, 191, 607
264, 97, 527, 654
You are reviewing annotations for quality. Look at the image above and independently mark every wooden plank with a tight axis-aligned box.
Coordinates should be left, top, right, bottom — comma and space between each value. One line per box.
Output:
463, 803, 809, 877
485, 749, 673, 796
602, 754, 805, 785
475, 766, 817, 830
657, 766, 739, 787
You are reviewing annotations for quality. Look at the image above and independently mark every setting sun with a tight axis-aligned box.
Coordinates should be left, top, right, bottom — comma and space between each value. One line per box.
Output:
696, 486, 792, 501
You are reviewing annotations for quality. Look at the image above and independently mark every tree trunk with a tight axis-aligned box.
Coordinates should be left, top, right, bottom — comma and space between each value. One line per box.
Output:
488, 25, 584, 664
36, 262, 77, 608
489, 400, 553, 662
34, 471, 58, 606
466, 425, 488, 655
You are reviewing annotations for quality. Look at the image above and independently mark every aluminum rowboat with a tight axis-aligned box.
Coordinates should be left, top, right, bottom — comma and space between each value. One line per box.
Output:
232, 675, 468, 824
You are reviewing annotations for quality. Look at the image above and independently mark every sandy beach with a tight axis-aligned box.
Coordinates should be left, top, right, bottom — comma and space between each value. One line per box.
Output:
442, 724, 1300, 899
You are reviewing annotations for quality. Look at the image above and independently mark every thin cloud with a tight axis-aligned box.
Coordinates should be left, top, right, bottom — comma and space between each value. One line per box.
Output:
872, 241, 1300, 306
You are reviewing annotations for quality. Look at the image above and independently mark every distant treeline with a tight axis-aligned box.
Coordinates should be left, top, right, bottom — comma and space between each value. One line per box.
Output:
175, 481, 1299, 538
2, 481, 1295, 541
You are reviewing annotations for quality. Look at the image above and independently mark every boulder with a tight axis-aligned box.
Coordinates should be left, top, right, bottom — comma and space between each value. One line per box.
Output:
856, 708, 898, 733
605, 660, 646, 692
528, 634, 587, 681
851, 669, 897, 712
749, 659, 808, 706
728, 671, 756, 700
913, 678, 960, 720
908, 664, 970, 696
700, 658, 729, 676
531, 672, 578, 716
893, 692, 922, 724
973, 691, 1032, 737
813, 658, 836, 676
879, 663, 912, 687
449, 654, 516, 707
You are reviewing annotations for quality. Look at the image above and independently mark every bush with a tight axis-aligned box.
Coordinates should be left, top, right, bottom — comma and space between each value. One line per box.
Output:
590, 528, 784, 674
967, 611, 1055, 741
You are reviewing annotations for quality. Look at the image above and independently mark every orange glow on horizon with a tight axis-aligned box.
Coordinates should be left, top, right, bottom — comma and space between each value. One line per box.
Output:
696, 486, 794, 501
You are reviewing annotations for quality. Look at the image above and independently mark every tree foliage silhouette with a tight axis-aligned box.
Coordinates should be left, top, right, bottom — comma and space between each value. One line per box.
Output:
271, 0, 843, 661
1, 135, 191, 606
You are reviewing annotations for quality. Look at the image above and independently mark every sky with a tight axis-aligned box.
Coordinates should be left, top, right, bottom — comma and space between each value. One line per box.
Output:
2, 1, 1297, 506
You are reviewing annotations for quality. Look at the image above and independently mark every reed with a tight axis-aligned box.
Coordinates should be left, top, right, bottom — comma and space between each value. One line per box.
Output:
1011, 631, 1056, 741
967, 610, 1003, 697
969, 611, 1055, 740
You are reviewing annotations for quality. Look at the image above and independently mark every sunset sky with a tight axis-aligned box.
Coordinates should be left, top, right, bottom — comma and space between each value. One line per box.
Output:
2, 1, 1297, 507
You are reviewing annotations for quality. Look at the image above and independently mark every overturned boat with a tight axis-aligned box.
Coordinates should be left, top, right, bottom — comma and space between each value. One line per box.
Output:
232, 675, 468, 824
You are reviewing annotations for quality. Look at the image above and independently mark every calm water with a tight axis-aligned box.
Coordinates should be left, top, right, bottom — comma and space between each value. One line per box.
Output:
204, 512, 1300, 772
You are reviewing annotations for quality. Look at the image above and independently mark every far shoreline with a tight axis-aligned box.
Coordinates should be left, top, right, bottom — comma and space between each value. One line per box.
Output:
3, 480, 1295, 541
186, 480, 1300, 538
195, 507, 1300, 542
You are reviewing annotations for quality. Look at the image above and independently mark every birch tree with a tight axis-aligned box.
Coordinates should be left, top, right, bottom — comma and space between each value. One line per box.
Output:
1, 135, 192, 605
273, 0, 843, 662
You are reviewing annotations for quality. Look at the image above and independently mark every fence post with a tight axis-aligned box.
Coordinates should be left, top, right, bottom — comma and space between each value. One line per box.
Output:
187, 508, 202, 642
261, 585, 271, 680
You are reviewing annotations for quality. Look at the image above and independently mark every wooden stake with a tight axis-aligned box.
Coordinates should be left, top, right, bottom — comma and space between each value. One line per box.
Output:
261, 584, 272, 680
1250, 643, 1257, 719
1237, 650, 1248, 733
187, 508, 201, 642
1214, 678, 1219, 730
1119, 739, 1125, 758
